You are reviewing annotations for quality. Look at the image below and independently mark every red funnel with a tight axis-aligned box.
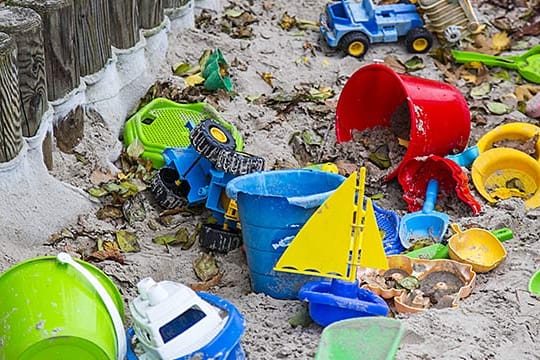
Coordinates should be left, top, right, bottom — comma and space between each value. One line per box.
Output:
336, 64, 471, 179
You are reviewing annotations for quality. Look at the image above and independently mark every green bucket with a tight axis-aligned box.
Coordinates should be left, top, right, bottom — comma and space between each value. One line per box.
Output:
0, 254, 126, 360
315, 317, 405, 360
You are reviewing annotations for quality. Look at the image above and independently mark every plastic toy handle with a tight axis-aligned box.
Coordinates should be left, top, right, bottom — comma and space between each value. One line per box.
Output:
491, 227, 514, 242
422, 179, 439, 214
450, 223, 462, 235
451, 50, 519, 69
446, 145, 480, 167
57, 253, 127, 360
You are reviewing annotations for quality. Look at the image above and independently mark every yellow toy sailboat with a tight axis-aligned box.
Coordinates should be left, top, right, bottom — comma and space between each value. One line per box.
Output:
273, 167, 390, 327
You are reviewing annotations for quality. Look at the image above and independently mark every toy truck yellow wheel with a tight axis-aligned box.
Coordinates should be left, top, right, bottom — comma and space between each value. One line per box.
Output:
340, 32, 370, 58
405, 27, 433, 53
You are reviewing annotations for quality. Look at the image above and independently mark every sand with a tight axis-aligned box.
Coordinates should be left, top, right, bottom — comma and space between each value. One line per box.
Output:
0, 0, 539, 359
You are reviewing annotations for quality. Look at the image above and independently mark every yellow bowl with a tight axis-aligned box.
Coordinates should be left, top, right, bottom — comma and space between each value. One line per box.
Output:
476, 122, 540, 160
448, 224, 507, 273
472, 147, 540, 209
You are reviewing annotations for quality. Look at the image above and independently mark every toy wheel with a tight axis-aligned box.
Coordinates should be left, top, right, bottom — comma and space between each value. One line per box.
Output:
199, 223, 242, 253
190, 119, 236, 163
150, 167, 188, 209
405, 27, 433, 53
340, 32, 369, 58
215, 150, 265, 176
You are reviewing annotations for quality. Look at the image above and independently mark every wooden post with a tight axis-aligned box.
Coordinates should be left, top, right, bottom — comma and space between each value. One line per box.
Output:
74, 0, 112, 77
0, 6, 48, 138
0, 32, 23, 163
109, 0, 139, 49
164, 0, 191, 7
9, 0, 79, 101
138, 0, 164, 30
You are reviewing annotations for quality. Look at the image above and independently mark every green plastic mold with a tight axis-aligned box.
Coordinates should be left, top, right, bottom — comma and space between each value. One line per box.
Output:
123, 98, 243, 168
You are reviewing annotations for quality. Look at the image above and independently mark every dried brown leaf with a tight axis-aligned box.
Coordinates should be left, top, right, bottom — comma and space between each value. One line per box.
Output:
190, 272, 224, 292
335, 159, 358, 176
88, 250, 125, 264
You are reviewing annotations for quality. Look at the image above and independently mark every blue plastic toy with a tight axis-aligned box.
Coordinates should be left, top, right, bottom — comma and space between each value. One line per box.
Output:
126, 278, 245, 360
320, 0, 433, 57
150, 119, 265, 253
299, 279, 389, 327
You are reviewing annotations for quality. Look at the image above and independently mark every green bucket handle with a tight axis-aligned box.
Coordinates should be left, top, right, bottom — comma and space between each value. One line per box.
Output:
57, 253, 126, 360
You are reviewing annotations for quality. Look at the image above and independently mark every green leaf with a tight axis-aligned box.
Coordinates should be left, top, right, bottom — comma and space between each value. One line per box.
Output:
126, 137, 145, 159
224, 9, 244, 18
88, 187, 108, 197
404, 55, 424, 71
116, 230, 140, 252
487, 101, 512, 115
470, 83, 491, 98
301, 129, 323, 146
153, 235, 179, 245
172, 62, 191, 76
493, 70, 511, 81
370, 193, 385, 200
368, 152, 391, 169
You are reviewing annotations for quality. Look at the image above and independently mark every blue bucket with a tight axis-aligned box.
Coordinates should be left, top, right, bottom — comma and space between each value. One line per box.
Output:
226, 169, 345, 300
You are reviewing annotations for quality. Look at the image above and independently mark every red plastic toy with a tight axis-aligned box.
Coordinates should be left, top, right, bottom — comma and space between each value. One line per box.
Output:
336, 64, 471, 180
397, 155, 481, 215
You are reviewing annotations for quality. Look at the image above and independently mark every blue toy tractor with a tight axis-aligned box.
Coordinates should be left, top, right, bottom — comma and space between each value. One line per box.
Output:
150, 119, 264, 253
320, 0, 433, 57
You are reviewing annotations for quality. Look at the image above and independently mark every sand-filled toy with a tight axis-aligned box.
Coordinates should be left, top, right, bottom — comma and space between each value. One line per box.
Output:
398, 179, 449, 249
471, 147, 540, 209
448, 224, 507, 273
335, 63, 470, 180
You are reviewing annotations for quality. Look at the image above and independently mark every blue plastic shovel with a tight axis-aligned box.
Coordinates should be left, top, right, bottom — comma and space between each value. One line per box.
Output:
398, 179, 450, 249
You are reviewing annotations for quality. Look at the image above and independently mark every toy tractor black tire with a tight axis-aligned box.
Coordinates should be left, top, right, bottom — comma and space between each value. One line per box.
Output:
215, 150, 265, 176
190, 120, 236, 164
405, 27, 433, 54
150, 167, 188, 209
199, 223, 242, 253
340, 32, 370, 58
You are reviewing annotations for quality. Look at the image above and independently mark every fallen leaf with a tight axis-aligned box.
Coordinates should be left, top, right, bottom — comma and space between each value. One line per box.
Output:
279, 12, 297, 30
297, 19, 319, 31
116, 230, 140, 252
96, 205, 124, 220
190, 272, 223, 291
193, 253, 220, 281
88, 187, 108, 197
470, 83, 491, 98
288, 306, 312, 328
370, 193, 385, 200
47, 228, 75, 245
172, 62, 191, 76
89, 250, 125, 264
224, 9, 244, 18
515, 84, 540, 102
487, 101, 512, 115
404, 56, 424, 71
122, 195, 146, 224
460, 71, 477, 84
89, 170, 116, 185
259, 72, 274, 87
491, 32, 511, 52
153, 234, 178, 245
185, 73, 205, 86
126, 137, 144, 159
335, 159, 358, 176
308, 86, 334, 101
301, 129, 323, 146
384, 55, 406, 73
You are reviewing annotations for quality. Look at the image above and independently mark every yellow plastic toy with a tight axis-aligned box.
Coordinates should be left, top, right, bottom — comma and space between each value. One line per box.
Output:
471, 147, 540, 209
476, 122, 540, 160
448, 224, 507, 273
274, 167, 388, 281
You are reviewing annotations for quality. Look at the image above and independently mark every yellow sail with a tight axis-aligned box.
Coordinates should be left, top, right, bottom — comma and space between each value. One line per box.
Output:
273, 172, 358, 280
274, 167, 389, 282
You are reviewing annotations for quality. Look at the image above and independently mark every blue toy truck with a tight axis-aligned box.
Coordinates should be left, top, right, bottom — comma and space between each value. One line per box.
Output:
320, 0, 433, 57
150, 119, 264, 253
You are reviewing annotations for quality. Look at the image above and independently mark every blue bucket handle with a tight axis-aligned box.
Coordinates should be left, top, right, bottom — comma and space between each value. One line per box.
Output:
446, 145, 480, 167
286, 189, 336, 209
422, 179, 439, 214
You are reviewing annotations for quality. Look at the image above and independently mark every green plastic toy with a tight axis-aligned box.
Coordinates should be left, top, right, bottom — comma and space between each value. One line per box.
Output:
315, 317, 405, 360
529, 269, 540, 296
405, 227, 513, 260
202, 49, 233, 91
452, 45, 540, 84
123, 98, 243, 168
